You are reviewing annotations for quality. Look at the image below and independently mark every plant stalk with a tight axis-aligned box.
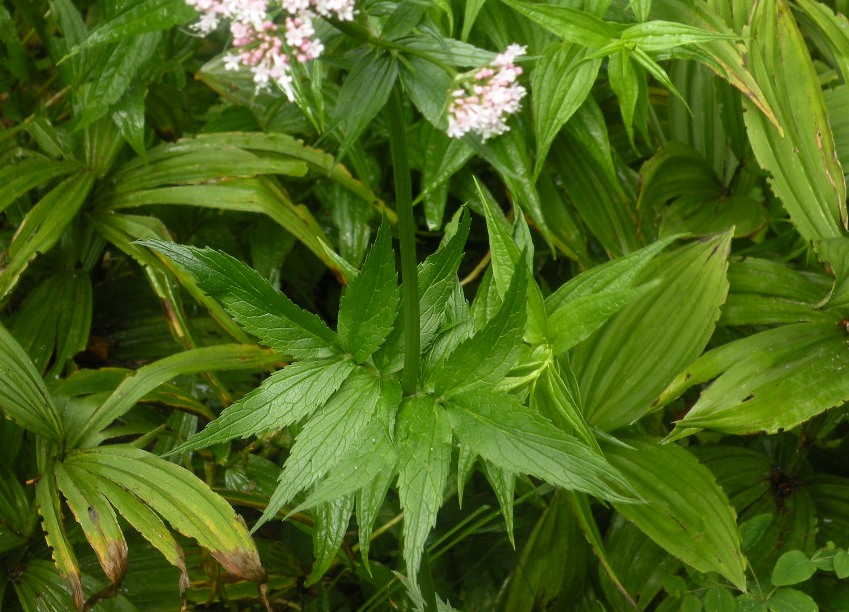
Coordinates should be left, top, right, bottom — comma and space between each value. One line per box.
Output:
387, 85, 420, 394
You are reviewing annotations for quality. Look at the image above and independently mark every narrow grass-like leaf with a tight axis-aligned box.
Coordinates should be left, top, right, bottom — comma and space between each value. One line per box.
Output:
621, 20, 738, 51
69, 344, 280, 450
446, 389, 635, 502
67, 445, 266, 583
169, 358, 356, 454
54, 462, 127, 586
36, 474, 84, 610
0, 322, 63, 440
604, 438, 747, 590
338, 222, 399, 362
257, 374, 400, 528
142, 241, 339, 359
397, 396, 452, 585
0, 159, 79, 214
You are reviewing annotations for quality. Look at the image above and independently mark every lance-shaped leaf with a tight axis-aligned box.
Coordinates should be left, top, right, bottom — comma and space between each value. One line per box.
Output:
445, 389, 635, 502
36, 472, 84, 610
71, 0, 195, 50
668, 323, 849, 436
500, 0, 622, 47
397, 396, 453, 585
256, 374, 402, 529
54, 462, 128, 587
338, 221, 399, 362
66, 445, 266, 583
429, 260, 527, 397
742, 0, 847, 244
483, 462, 516, 546
142, 241, 339, 359
169, 357, 356, 454
68, 343, 280, 449
606, 439, 747, 590
0, 322, 63, 440
307, 495, 355, 586
572, 231, 731, 432
0, 158, 79, 214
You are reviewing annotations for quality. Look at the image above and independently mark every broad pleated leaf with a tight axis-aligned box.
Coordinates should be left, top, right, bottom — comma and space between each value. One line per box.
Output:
0, 322, 63, 440
742, 0, 847, 244
169, 357, 356, 454
142, 241, 339, 359
446, 389, 635, 502
397, 396, 452, 584
66, 445, 266, 583
69, 343, 280, 449
257, 374, 401, 528
572, 231, 731, 432
669, 323, 849, 436
605, 439, 746, 590
0, 158, 79, 214
338, 221, 399, 362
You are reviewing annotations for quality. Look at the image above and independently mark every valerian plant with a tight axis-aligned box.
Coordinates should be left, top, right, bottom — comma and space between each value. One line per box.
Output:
4, 0, 849, 609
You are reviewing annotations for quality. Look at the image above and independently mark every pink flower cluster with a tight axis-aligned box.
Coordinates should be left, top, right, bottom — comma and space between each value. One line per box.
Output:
185, 0, 356, 99
447, 44, 528, 142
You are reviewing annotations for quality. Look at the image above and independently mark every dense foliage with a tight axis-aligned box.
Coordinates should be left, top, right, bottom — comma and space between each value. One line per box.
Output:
2, 0, 849, 610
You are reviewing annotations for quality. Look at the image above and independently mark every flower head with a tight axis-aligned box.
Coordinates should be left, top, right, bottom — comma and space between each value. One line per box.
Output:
447, 44, 527, 141
186, 0, 356, 99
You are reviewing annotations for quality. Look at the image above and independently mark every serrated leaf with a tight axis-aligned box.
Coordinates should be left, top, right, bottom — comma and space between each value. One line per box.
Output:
573, 231, 731, 432
257, 373, 401, 528
0, 322, 63, 440
54, 462, 127, 585
36, 473, 84, 610
142, 241, 338, 359
66, 445, 265, 583
307, 495, 354, 586
396, 396, 452, 586
430, 259, 526, 396
483, 462, 515, 547
446, 389, 634, 502
604, 438, 747, 590
356, 466, 395, 573
170, 357, 356, 454
68, 343, 280, 449
338, 221, 399, 362
771, 550, 817, 586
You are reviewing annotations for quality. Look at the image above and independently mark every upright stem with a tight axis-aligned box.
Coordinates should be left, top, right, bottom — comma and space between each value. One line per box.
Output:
387, 85, 420, 394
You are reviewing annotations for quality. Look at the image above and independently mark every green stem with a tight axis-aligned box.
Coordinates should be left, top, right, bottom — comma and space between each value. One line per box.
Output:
387, 86, 420, 394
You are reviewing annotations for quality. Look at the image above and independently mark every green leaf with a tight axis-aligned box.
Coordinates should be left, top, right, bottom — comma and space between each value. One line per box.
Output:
766, 588, 818, 612
54, 462, 128, 585
532, 43, 601, 179
771, 550, 817, 586
499, 0, 622, 47
334, 50, 398, 159
604, 438, 747, 590
111, 83, 147, 158
66, 445, 265, 582
483, 462, 515, 546
170, 357, 356, 454
446, 389, 634, 502
0, 170, 95, 300
0, 322, 63, 440
670, 323, 849, 436
573, 231, 731, 432
608, 47, 646, 147
397, 396, 452, 585
72, 0, 195, 50
257, 373, 401, 528
742, 0, 847, 244
307, 495, 354, 586
11, 560, 78, 612
834, 549, 849, 579
142, 241, 339, 359
531, 361, 599, 452
68, 344, 280, 450
429, 258, 526, 397
36, 473, 84, 610
621, 20, 738, 51
0, 158, 79, 214
338, 221, 399, 362
356, 465, 395, 573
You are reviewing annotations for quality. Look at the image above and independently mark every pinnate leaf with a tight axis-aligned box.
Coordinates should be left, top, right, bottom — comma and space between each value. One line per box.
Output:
143, 241, 339, 359
169, 357, 356, 454
338, 221, 399, 362
446, 389, 635, 502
